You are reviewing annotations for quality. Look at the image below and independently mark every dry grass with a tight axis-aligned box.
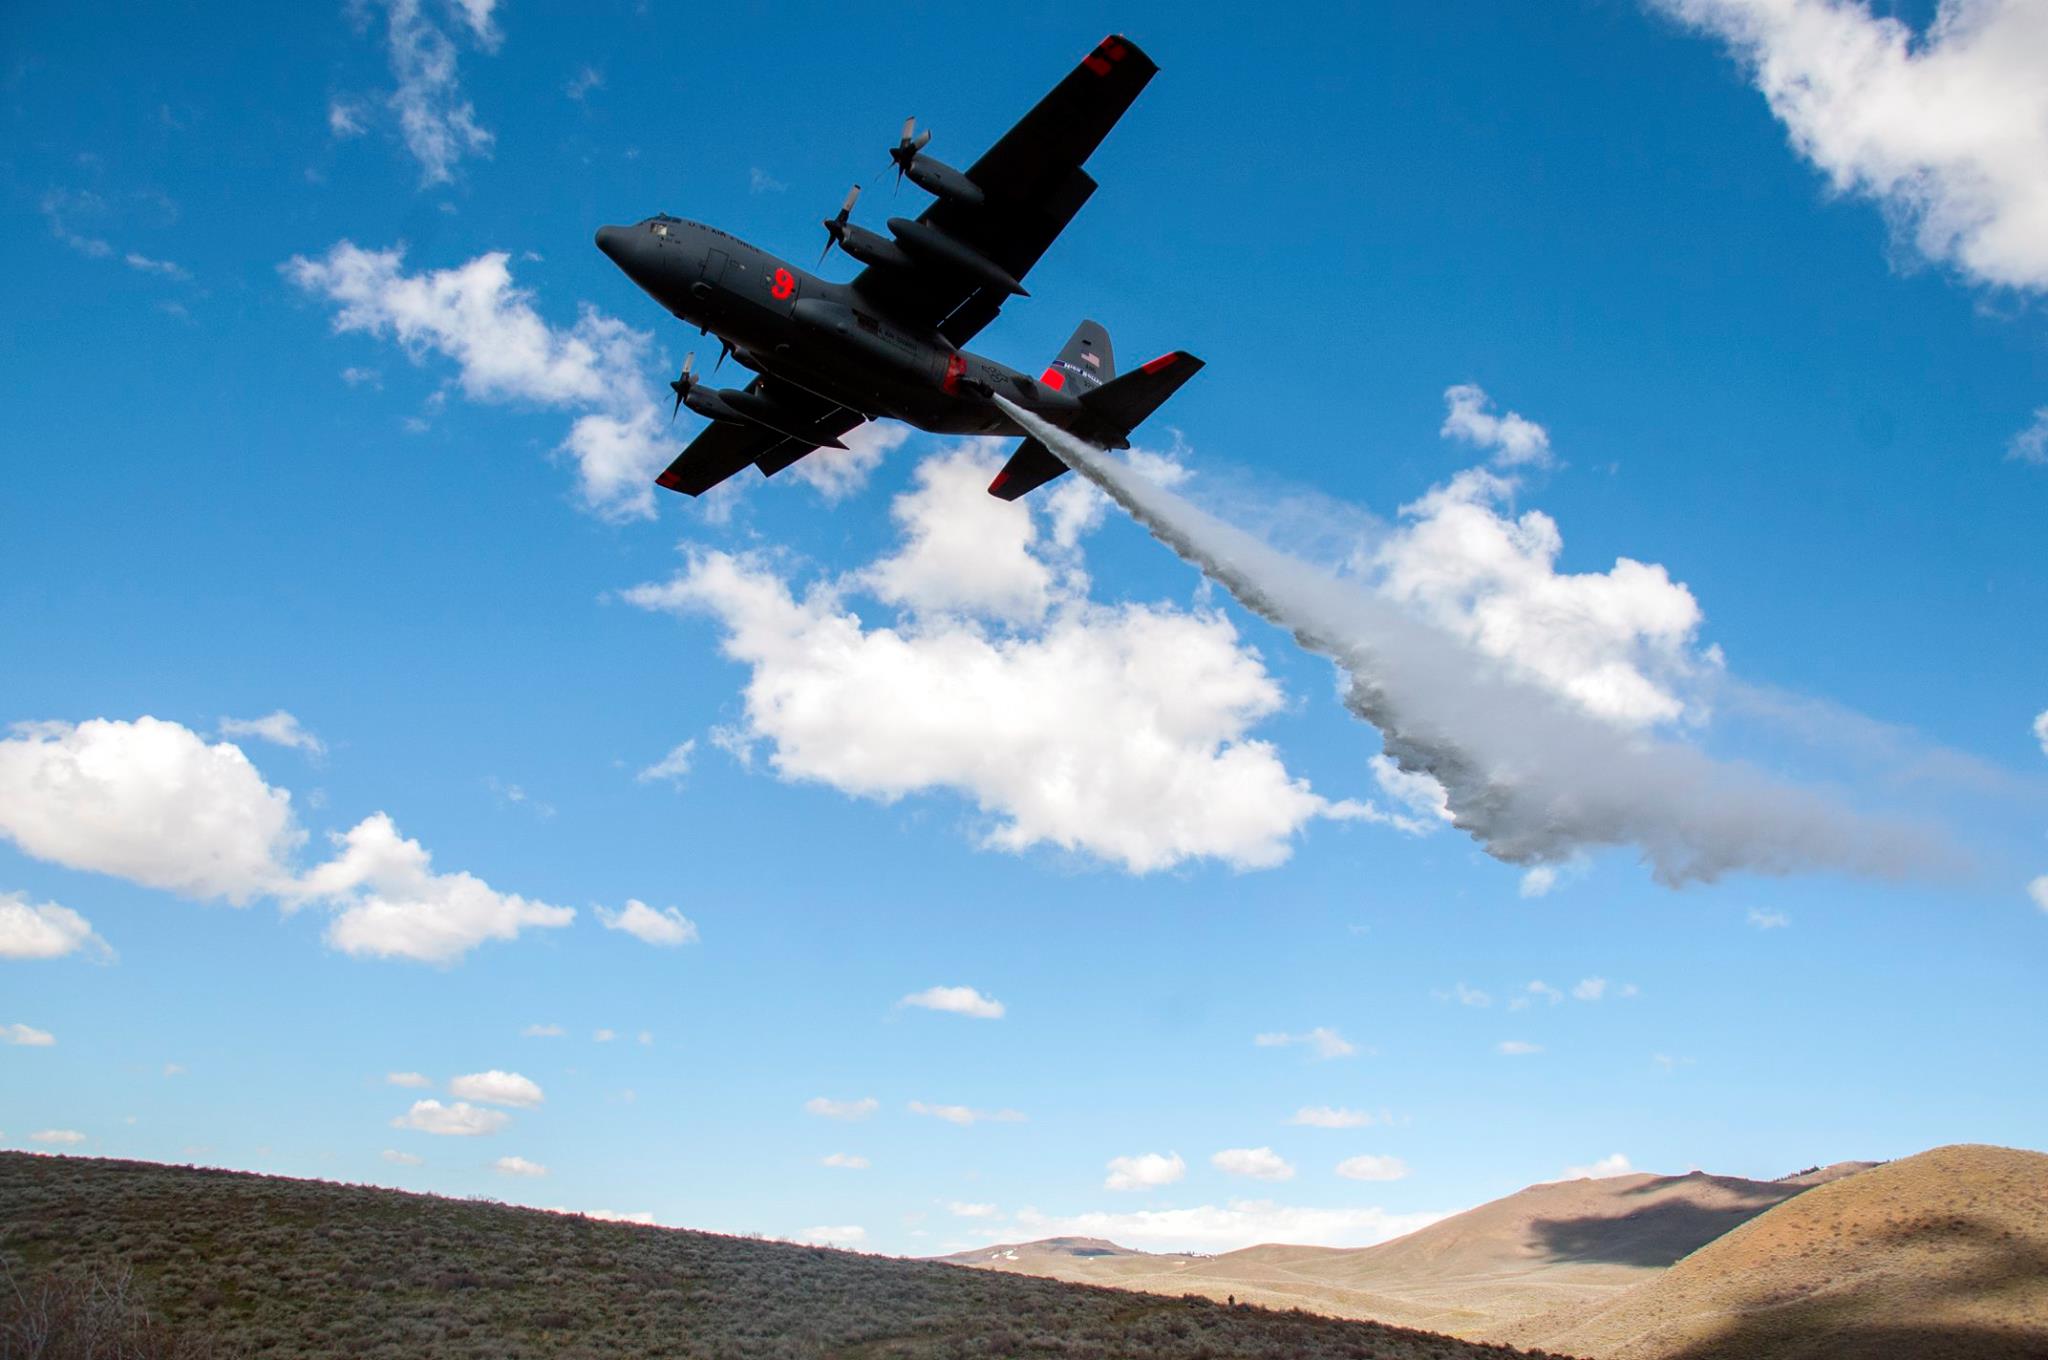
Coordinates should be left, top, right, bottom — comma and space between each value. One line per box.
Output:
0, 1153, 1567, 1360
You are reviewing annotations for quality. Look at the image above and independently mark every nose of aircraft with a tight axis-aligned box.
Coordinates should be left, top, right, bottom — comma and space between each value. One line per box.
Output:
595, 224, 628, 261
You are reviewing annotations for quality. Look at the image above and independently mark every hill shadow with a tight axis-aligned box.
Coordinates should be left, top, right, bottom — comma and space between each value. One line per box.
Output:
1665, 1214, 2048, 1360
1528, 1196, 1788, 1269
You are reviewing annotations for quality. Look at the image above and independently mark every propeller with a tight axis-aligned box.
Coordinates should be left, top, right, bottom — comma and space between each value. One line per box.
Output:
818, 183, 862, 265
668, 352, 696, 422
889, 115, 932, 191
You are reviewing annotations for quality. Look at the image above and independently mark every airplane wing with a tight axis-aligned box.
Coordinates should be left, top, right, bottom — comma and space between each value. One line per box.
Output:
655, 378, 868, 496
852, 35, 1158, 347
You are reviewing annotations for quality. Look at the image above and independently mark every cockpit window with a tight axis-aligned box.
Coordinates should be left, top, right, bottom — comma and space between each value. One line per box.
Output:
652, 223, 669, 236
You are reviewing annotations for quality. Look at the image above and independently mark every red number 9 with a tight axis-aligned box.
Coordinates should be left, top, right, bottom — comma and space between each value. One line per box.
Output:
771, 268, 795, 300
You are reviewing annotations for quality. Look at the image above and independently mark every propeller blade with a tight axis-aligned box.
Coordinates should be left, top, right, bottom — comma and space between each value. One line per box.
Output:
841, 183, 861, 217
683, 352, 696, 379
913, 128, 932, 151
669, 352, 696, 422
715, 342, 731, 372
900, 115, 916, 144
818, 236, 834, 267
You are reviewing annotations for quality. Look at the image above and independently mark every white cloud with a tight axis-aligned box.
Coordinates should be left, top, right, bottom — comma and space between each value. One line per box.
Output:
387, 1071, 431, 1088
448, 0, 500, 50
593, 1028, 617, 1042
389, 1099, 508, 1136
636, 741, 696, 786
597, 900, 699, 948
899, 985, 1005, 1020
1747, 907, 1792, 929
283, 243, 667, 519
2030, 875, 2048, 913
999, 1200, 1443, 1253
2033, 709, 2048, 755
1105, 1151, 1186, 1191
30, 1130, 86, 1146
0, 717, 301, 903
794, 1224, 866, 1248
1212, 1147, 1294, 1182
2011, 410, 2048, 467
624, 447, 1361, 872
0, 892, 106, 961
3, 1023, 55, 1047
162, 1063, 185, 1078
1254, 1027, 1359, 1060
521, 1023, 564, 1037
1558, 1153, 1635, 1181
1515, 980, 1564, 1009
328, 99, 366, 138
805, 1096, 878, 1121
123, 253, 189, 281
340, 366, 380, 387
218, 710, 325, 755
1653, 1053, 1697, 1072
449, 1070, 543, 1108
1520, 865, 1562, 898
820, 1153, 869, 1169
1288, 1106, 1375, 1129
1440, 383, 1553, 468
1572, 977, 1609, 1002
1370, 754, 1455, 832
1334, 1154, 1409, 1182
493, 1154, 547, 1177
910, 1101, 1025, 1128
784, 421, 910, 502
378, 0, 497, 186
1656, 0, 2048, 291
948, 1201, 999, 1218
749, 167, 789, 195
381, 1148, 424, 1165
297, 813, 575, 963
564, 64, 603, 101
1435, 982, 1492, 1008
1498, 1040, 1543, 1055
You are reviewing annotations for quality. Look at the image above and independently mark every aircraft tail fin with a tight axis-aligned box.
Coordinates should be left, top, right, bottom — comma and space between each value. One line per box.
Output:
1040, 319, 1115, 394
988, 346, 1203, 501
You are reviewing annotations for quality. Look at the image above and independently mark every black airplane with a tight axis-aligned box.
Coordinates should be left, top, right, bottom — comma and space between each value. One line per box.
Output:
594, 34, 1200, 503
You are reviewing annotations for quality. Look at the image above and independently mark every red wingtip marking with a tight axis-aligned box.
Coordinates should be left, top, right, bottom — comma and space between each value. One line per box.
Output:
1040, 366, 1066, 391
1141, 352, 1179, 374
1083, 54, 1111, 76
989, 470, 1011, 495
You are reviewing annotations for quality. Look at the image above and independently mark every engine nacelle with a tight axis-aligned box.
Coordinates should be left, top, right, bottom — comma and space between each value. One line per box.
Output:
833, 223, 915, 272
886, 217, 1027, 296
904, 154, 985, 208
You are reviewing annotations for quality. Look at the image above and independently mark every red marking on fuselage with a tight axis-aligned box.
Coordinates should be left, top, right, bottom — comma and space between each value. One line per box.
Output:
1141, 352, 1179, 374
942, 352, 967, 394
770, 268, 795, 300
1040, 366, 1066, 391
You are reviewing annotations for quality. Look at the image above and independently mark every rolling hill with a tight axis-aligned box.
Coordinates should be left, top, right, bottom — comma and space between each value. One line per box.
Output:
1505, 1144, 2048, 1359
0, 1153, 1561, 1360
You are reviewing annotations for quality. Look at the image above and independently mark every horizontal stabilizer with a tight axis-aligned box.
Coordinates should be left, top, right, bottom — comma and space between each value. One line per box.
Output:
987, 437, 1067, 502
1078, 350, 1202, 436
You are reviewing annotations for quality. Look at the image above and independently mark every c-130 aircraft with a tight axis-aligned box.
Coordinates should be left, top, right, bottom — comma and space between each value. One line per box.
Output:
594, 33, 1200, 502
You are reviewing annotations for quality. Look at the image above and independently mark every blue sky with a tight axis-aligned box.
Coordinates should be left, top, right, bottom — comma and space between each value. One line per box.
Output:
3, 0, 2045, 1254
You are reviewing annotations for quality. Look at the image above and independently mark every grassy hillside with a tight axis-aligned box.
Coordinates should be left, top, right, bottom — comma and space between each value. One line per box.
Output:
939, 1168, 1827, 1340
1507, 1144, 2048, 1360
0, 1154, 1562, 1360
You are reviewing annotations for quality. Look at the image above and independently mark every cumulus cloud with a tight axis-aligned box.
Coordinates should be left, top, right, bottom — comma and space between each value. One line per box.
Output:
1441, 384, 1553, 468
371, 0, 498, 186
597, 900, 699, 947
1288, 1106, 1375, 1129
785, 422, 911, 501
1212, 1147, 1294, 1182
2011, 410, 2048, 467
386, 1071, 432, 1088
2030, 876, 2048, 912
1498, 1040, 1543, 1056
389, 1099, 508, 1136
910, 1101, 1025, 1127
1656, 0, 2048, 292
998, 1201, 1444, 1253
296, 813, 574, 963
283, 243, 668, 519
218, 711, 325, 755
820, 1153, 869, 1169
1254, 1027, 1359, 1060
3, 1024, 56, 1047
1105, 1151, 1186, 1191
1516, 980, 1564, 1009
493, 1154, 546, 1177
1335, 1154, 1410, 1182
625, 444, 1376, 874
805, 1096, 878, 1121
1006, 398, 1949, 889
449, 1070, 543, 1108
1559, 1153, 1635, 1181
381, 1148, 424, 1165
794, 1224, 866, 1248
1572, 977, 1609, 1001
636, 741, 695, 786
1747, 907, 1792, 929
2033, 709, 2048, 756
899, 985, 1005, 1019
0, 718, 301, 902
30, 1130, 86, 1146
0, 892, 107, 961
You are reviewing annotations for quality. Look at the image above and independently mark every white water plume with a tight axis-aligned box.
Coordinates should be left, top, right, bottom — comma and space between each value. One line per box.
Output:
997, 399, 1947, 886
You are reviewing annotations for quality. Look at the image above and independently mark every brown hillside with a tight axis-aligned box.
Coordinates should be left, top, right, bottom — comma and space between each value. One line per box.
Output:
940, 1169, 1821, 1339
0, 1153, 1564, 1360
1508, 1144, 2048, 1360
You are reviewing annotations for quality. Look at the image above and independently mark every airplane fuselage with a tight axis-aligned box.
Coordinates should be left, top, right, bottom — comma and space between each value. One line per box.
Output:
596, 216, 1126, 446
